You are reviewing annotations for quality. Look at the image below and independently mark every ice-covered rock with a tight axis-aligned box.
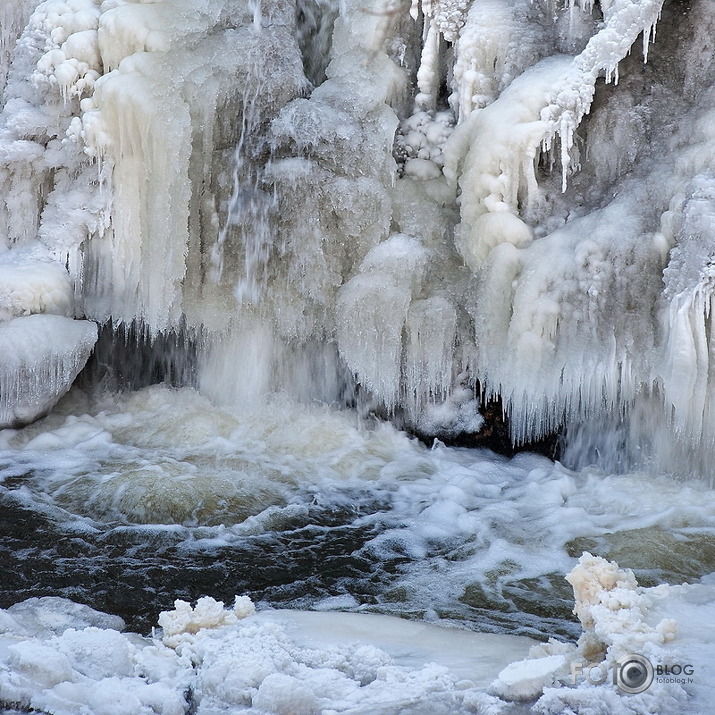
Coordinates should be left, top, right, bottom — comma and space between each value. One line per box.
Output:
0, 314, 97, 427
0, 258, 73, 320
4, 0, 715, 467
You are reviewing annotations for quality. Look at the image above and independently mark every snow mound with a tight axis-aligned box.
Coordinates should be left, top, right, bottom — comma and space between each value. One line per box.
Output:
0, 259, 73, 320
1, 561, 714, 714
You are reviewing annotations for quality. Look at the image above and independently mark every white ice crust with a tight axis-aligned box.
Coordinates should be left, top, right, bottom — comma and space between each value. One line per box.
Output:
490, 553, 708, 713
0, 594, 530, 714
1, 555, 713, 714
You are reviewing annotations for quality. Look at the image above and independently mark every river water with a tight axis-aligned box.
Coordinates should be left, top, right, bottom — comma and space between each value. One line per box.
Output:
2, 384, 713, 639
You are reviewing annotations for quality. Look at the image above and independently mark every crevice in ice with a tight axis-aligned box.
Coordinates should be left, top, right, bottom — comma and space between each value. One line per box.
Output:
295, 0, 341, 87
76, 319, 201, 395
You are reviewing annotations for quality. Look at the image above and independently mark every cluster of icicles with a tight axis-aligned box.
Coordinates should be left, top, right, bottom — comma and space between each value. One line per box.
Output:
3, 0, 715, 473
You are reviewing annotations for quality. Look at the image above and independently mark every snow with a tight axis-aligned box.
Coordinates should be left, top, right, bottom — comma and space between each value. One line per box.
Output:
158, 596, 256, 643
0, 594, 531, 714
0, 257, 73, 320
492, 654, 569, 701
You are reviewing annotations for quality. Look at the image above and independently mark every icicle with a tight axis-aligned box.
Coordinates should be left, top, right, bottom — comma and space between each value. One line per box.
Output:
337, 235, 429, 413
403, 297, 457, 419
415, 20, 441, 111
445, 57, 564, 272
660, 175, 715, 443
541, 0, 666, 189
249, 0, 263, 32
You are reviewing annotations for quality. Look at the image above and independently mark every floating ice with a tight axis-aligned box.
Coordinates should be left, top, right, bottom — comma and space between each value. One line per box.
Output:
0, 594, 531, 714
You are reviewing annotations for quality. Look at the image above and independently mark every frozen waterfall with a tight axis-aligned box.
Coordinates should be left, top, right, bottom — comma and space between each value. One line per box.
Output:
3, 0, 715, 473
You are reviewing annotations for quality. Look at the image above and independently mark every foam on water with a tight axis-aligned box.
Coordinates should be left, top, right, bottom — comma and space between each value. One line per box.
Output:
1, 385, 714, 629
0, 384, 433, 526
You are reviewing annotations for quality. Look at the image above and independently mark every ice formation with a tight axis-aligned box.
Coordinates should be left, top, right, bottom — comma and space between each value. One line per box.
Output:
0, 251, 96, 427
0, 594, 529, 714
489, 553, 703, 713
0, 314, 96, 426
3, 0, 715, 469
1, 558, 713, 714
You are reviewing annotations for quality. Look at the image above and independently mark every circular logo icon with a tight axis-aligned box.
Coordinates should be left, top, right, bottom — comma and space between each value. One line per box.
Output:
615, 654, 654, 694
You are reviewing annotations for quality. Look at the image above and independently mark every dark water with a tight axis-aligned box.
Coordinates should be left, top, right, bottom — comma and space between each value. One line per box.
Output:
0, 480, 579, 639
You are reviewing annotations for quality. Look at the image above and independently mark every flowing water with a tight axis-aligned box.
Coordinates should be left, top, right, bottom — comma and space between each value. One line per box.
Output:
2, 384, 714, 640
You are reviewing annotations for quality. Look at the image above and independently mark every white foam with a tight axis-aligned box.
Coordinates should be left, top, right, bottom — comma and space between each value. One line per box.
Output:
3, 385, 715, 611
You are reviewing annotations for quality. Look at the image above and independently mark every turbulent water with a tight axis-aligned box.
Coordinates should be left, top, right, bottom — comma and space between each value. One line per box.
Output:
0, 385, 714, 712
1, 384, 714, 638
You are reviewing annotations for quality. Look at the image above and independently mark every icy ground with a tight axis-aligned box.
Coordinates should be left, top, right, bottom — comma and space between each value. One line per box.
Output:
0, 557, 713, 714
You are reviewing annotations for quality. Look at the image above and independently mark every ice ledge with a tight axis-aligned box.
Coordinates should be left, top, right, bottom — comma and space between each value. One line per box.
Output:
0, 314, 97, 428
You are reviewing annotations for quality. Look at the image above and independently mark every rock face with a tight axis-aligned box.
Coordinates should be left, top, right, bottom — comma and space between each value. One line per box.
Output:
0, 314, 97, 427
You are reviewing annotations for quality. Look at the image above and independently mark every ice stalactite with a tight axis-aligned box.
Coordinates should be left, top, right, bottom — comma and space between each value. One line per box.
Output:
659, 173, 715, 462
337, 235, 429, 412
0, 252, 96, 426
431, 0, 715, 465
79, 0, 307, 330
0, 0, 107, 425
0, 0, 309, 422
